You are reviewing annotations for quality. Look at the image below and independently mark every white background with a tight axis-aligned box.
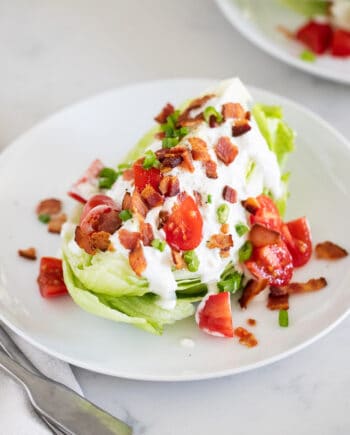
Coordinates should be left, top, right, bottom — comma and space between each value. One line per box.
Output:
1, 1, 349, 434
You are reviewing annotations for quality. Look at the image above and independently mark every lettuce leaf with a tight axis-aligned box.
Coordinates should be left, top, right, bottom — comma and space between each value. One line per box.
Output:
279, 0, 329, 17
63, 256, 194, 335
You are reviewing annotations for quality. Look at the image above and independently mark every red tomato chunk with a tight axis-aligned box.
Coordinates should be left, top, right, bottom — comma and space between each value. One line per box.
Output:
37, 257, 68, 298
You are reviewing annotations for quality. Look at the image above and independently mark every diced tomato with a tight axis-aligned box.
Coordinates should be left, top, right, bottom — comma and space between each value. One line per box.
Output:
196, 292, 234, 338
80, 194, 119, 222
282, 217, 312, 267
250, 195, 282, 232
133, 160, 162, 192
245, 242, 293, 287
37, 257, 68, 298
68, 159, 104, 204
164, 194, 203, 251
296, 20, 333, 54
331, 29, 350, 57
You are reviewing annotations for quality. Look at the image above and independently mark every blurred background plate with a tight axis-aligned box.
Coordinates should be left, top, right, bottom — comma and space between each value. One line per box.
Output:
215, 0, 350, 84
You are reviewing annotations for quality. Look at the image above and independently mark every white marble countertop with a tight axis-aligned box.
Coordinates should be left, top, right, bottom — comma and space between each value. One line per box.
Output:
1, 1, 349, 434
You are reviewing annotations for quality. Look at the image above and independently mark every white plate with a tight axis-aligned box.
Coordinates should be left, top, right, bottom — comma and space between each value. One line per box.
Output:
0, 79, 349, 381
215, 0, 350, 84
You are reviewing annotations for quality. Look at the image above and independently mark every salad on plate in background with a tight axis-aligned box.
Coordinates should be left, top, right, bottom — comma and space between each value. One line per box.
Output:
24, 78, 347, 344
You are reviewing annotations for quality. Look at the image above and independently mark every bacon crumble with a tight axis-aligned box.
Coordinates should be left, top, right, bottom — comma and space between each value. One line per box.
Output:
247, 318, 256, 326
315, 241, 348, 260
90, 231, 111, 252
171, 249, 186, 270
130, 190, 148, 218
75, 226, 110, 255
215, 136, 238, 165
220, 223, 229, 234
239, 279, 268, 309
48, 213, 67, 234
206, 234, 233, 250
18, 247, 37, 260
177, 94, 215, 126
276, 277, 327, 294
235, 327, 258, 347
36, 198, 62, 216
221, 103, 246, 120
241, 197, 260, 214
222, 185, 237, 204
205, 160, 218, 179
122, 192, 132, 210
267, 293, 289, 311
159, 175, 180, 197
129, 241, 147, 276
188, 137, 210, 162
141, 185, 164, 208
158, 210, 169, 229
154, 103, 175, 124
232, 119, 252, 137
249, 224, 281, 247
140, 222, 154, 246
193, 190, 203, 207
119, 229, 140, 250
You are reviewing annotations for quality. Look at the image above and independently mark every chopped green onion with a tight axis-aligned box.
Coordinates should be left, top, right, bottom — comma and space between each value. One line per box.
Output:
217, 271, 243, 293
235, 222, 249, 237
238, 241, 253, 262
245, 160, 256, 181
151, 239, 166, 252
119, 209, 133, 222
178, 126, 189, 136
38, 213, 51, 224
206, 194, 212, 204
143, 150, 160, 169
300, 50, 316, 63
203, 106, 223, 124
162, 137, 179, 149
183, 250, 200, 272
279, 309, 289, 327
98, 166, 119, 189
216, 204, 229, 224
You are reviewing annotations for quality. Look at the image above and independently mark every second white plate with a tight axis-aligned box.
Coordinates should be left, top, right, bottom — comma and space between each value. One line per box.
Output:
0, 78, 349, 380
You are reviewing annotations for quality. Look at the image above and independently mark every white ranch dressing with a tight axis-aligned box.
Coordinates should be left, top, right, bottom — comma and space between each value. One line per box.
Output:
110, 78, 283, 310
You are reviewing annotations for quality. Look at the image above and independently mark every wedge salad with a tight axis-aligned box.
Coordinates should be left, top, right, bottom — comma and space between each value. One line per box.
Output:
34, 78, 347, 340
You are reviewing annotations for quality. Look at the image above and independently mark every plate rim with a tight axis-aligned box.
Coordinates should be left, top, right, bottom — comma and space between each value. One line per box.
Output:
1, 77, 350, 381
215, 0, 350, 85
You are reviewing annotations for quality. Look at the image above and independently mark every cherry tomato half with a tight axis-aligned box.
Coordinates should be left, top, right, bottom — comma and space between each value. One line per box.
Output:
245, 242, 293, 287
282, 217, 312, 268
164, 194, 203, 251
250, 195, 282, 232
37, 257, 68, 298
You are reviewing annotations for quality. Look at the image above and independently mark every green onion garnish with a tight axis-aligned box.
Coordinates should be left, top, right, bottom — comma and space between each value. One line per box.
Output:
217, 271, 243, 293
216, 204, 229, 224
119, 209, 133, 222
183, 250, 200, 272
143, 150, 160, 169
279, 309, 289, 327
206, 194, 212, 204
151, 239, 166, 252
235, 222, 249, 237
160, 110, 189, 148
238, 241, 253, 262
300, 50, 316, 63
98, 167, 119, 189
38, 214, 51, 224
203, 106, 223, 124
162, 137, 179, 149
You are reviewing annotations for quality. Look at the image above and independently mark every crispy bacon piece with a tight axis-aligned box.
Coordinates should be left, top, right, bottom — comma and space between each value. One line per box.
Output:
48, 213, 67, 234
232, 119, 252, 137
18, 247, 37, 260
155, 131, 166, 140
206, 234, 233, 250
193, 190, 203, 207
222, 185, 237, 204
221, 223, 229, 234
158, 146, 194, 173
141, 185, 164, 208
180, 148, 195, 173
221, 103, 246, 120
269, 285, 288, 296
239, 279, 268, 309
247, 318, 256, 326
249, 224, 281, 247
188, 137, 210, 162
220, 249, 230, 258
245, 111, 251, 121
267, 293, 289, 311
140, 222, 154, 246
315, 241, 348, 260
36, 198, 62, 216
205, 160, 218, 179
118, 229, 140, 250
241, 197, 260, 214
154, 103, 175, 124
129, 241, 147, 276
90, 231, 111, 252
75, 226, 110, 254
215, 137, 238, 165
161, 154, 183, 169
177, 94, 214, 126
122, 168, 134, 181
235, 327, 258, 347
130, 190, 148, 218
178, 113, 204, 128
279, 277, 327, 294
122, 192, 132, 210
158, 210, 169, 229
171, 249, 186, 270
159, 175, 180, 197
90, 208, 122, 234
